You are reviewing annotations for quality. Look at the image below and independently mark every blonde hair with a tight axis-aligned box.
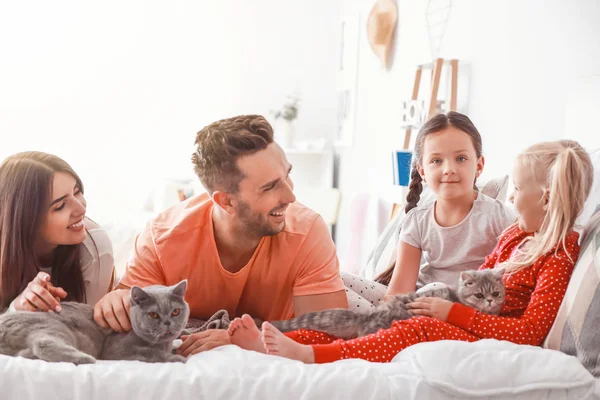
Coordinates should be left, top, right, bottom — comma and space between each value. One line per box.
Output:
502, 140, 593, 273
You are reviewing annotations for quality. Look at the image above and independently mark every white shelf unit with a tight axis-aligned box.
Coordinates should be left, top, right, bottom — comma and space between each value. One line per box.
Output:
284, 149, 339, 227
285, 149, 334, 189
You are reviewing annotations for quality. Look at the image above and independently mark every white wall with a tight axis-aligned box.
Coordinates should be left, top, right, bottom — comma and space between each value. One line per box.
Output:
335, 0, 600, 271
0, 0, 342, 223
2, 1, 598, 273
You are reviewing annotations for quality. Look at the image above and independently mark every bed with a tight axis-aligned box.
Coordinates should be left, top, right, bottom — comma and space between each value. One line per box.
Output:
6, 173, 598, 399
1, 339, 597, 399
4, 195, 600, 399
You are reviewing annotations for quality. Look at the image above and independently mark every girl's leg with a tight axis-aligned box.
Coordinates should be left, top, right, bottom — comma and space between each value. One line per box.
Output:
342, 271, 388, 313
284, 329, 338, 344
281, 316, 480, 363
344, 288, 377, 313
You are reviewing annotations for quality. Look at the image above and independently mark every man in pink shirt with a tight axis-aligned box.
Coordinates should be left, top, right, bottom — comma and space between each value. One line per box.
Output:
93, 115, 347, 356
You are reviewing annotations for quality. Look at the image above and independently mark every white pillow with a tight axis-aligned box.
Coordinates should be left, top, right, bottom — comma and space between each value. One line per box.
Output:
393, 339, 596, 397
578, 148, 600, 227
479, 175, 510, 203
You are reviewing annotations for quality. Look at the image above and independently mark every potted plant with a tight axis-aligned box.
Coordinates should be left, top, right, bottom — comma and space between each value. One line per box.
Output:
271, 94, 300, 149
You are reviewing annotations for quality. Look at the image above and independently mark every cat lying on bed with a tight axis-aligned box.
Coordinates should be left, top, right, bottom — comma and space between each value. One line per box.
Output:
271, 269, 505, 340
0, 280, 189, 364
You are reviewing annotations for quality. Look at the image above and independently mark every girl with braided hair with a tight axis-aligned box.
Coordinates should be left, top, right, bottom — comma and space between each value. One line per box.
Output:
375, 112, 514, 299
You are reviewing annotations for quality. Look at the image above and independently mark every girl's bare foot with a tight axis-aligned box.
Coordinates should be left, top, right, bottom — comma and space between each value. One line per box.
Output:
228, 314, 266, 354
261, 321, 315, 363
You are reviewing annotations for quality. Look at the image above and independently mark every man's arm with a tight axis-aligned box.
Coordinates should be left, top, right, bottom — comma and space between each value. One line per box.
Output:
294, 289, 348, 316
93, 223, 165, 331
291, 215, 348, 315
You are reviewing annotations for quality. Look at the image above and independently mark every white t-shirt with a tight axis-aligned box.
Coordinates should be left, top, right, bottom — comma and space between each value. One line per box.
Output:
79, 224, 115, 305
399, 192, 515, 289
8, 223, 114, 311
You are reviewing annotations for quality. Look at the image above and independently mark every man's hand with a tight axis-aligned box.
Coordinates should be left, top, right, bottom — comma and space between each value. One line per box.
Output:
93, 289, 132, 332
177, 329, 231, 357
15, 271, 67, 312
408, 297, 454, 322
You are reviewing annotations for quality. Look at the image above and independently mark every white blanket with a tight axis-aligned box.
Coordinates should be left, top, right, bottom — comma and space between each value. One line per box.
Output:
1, 339, 597, 399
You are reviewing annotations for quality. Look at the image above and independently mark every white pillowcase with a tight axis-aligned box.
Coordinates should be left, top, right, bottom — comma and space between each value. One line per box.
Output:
578, 148, 600, 227
393, 339, 596, 397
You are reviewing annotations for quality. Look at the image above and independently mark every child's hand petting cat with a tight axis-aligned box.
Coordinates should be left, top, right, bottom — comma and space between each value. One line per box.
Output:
407, 297, 454, 321
177, 329, 231, 357
14, 271, 67, 312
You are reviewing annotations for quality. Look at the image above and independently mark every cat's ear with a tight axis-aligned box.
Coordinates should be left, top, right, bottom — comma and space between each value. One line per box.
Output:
460, 270, 476, 281
492, 268, 505, 280
131, 286, 153, 306
171, 280, 188, 298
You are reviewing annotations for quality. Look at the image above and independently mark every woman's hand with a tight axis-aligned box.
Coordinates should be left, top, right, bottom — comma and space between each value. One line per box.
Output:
408, 297, 454, 322
14, 271, 68, 312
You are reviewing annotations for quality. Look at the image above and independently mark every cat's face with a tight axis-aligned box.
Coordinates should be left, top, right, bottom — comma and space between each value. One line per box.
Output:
129, 280, 190, 345
457, 269, 505, 315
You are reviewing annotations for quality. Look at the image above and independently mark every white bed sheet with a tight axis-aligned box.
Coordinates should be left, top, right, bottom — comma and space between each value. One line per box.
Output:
1, 339, 597, 400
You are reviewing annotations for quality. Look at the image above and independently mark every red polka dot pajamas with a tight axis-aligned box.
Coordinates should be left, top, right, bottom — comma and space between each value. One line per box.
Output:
284, 225, 580, 363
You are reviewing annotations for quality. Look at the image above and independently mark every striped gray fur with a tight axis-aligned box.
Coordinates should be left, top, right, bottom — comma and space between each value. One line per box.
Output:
0, 280, 189, 364
271, 269, 505, 340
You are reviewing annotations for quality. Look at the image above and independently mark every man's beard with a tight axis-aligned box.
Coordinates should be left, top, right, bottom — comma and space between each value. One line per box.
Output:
236, 200, 285, 237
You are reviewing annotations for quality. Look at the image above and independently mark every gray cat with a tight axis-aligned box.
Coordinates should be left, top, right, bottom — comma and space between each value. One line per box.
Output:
271, 268, 505, 340
0, 280, 190, 364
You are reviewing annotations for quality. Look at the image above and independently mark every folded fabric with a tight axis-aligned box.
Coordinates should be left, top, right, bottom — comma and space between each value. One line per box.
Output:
184, 310, 231, 334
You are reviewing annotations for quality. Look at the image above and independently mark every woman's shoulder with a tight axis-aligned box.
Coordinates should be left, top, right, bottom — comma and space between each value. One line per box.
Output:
80, 219, 115, 304
81, 219, 113, 258
79, 219, 114, 275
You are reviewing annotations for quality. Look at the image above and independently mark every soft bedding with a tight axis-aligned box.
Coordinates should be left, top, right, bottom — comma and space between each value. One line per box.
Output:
2, 339, 597, 399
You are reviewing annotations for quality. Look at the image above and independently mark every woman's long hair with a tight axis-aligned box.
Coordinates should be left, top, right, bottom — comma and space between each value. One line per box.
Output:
0, 152, 87, 308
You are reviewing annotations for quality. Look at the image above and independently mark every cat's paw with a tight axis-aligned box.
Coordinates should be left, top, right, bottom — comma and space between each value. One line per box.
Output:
73, 354, 96, 365
168, 354, 187, 363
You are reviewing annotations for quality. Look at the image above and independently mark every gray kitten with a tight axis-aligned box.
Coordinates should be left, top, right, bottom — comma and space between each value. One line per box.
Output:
0, 280, 190, 364
271, 268, 505, 340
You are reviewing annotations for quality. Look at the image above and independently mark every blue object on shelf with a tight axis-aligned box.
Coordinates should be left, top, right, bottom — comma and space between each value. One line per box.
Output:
392, 150, 412, 187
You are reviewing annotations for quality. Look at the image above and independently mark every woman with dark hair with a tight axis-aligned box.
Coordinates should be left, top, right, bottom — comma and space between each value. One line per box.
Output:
0, 151, 114, 312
